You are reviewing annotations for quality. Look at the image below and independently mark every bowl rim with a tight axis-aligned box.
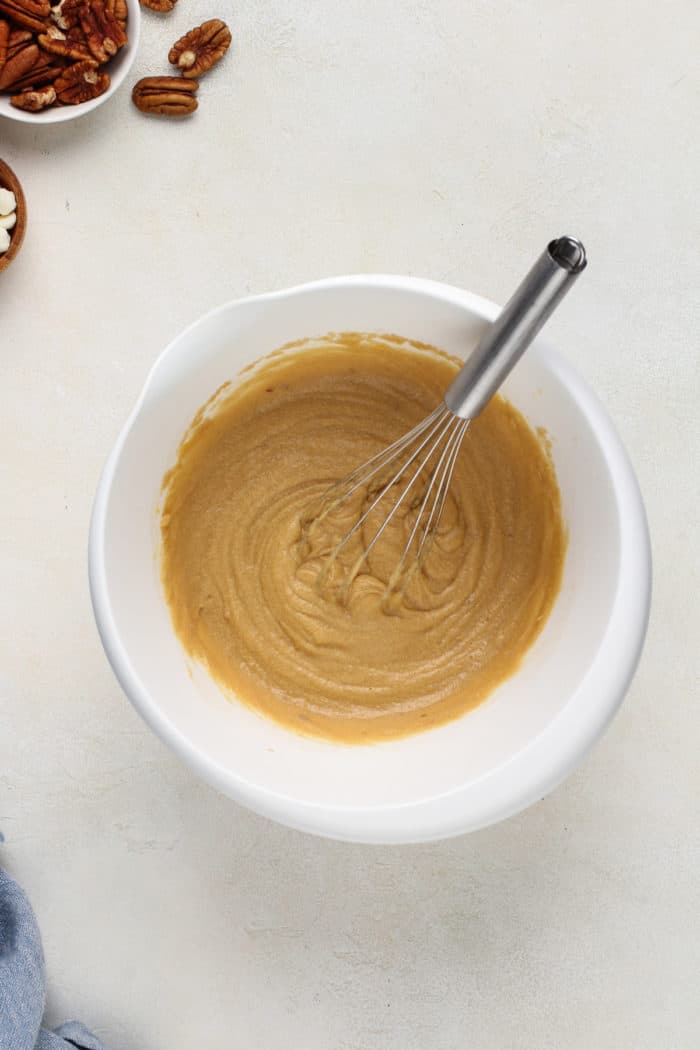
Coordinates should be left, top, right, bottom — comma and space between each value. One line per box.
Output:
88, 274, 652, 843
0, 0, 140, 125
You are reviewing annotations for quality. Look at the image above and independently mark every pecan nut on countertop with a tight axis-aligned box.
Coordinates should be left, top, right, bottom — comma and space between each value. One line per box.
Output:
168, 18, 230, 79
131, 74, 198, 115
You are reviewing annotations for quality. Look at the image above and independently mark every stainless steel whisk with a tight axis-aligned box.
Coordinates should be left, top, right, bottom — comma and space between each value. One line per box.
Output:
310, 237, 587, 596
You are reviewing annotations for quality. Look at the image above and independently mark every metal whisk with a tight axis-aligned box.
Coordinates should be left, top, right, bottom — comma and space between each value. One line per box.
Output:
309, 236, 587, 598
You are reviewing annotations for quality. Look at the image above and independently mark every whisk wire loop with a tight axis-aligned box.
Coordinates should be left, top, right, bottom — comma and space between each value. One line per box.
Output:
401, 415, 469, 572
316, 405, 470, 600
322, 404, 446, 509
328, 404, 454, 560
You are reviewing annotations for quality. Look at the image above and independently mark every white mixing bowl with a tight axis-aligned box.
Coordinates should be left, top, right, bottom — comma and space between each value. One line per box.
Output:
89, 276, 651, 843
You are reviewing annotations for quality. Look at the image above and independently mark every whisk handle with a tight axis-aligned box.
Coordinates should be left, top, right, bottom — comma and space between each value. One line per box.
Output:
444, 236, 587, 419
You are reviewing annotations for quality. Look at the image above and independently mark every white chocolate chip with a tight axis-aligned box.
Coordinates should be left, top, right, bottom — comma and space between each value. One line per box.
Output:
0, 212, 16, 230
0, 228, 11, 253
0, 188, 17, 216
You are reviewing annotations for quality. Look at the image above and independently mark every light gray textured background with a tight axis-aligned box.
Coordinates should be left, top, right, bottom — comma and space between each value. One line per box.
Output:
1, 1, 698, 1047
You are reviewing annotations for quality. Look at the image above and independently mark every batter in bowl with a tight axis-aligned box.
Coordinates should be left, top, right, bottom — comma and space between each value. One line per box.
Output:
159, 333, 566, 743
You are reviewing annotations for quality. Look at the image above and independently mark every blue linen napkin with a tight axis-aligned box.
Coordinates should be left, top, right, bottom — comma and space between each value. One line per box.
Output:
1, 837, 108, 1050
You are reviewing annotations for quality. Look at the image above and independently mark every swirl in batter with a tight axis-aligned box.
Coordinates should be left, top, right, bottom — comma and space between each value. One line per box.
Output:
159, 333, 566, 743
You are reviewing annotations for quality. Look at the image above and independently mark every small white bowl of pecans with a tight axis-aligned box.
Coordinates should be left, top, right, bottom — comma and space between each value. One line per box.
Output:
0, 0, 140, 121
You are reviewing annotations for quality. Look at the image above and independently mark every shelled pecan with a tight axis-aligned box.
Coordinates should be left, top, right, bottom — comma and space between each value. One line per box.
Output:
132, 74, 197, 115
50, 0, 83, 31
104, 0, 126, 24
39, 23, 92, 61
0, 37, 38, 88
5, 47, 63, 90
0, 0, 49, 35
10, 80, 53, 107
53, 55, 108, 101
8, 27, 34, 50
0, 18, 9, 70
139, 0, 176, 12
168, 19, 230, 79
79, 0, 125, 63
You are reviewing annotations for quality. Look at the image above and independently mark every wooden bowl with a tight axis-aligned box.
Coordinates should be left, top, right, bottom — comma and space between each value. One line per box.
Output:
0, 159, 26, 273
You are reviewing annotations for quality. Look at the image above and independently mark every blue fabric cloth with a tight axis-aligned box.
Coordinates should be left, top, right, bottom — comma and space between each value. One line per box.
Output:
0, 837, 108, 1050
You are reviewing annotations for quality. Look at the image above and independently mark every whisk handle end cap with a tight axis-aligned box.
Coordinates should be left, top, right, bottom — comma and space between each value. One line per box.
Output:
548, 235, 587, 273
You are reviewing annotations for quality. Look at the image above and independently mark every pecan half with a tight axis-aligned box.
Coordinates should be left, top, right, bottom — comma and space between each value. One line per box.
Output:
50, 0, 83, 31
4, 48, 64, 90
10, 64, 64, 90
0, 39, 38, 89
104, 0, 126, 23
1, 27, 57, 87
8, 27, 33, 47
39, 23, 91, 60
168, 18, 230, 78
139, 0, 176, 12
79, 0, 125, 62
131, 74, 197, 115
53, 56, 108, 101
0, 19, 9, 72
10, 81, 54, 107
0, 0, 49, 34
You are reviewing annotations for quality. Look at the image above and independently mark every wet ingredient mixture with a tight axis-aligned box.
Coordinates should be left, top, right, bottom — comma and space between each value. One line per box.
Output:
160, 333, 566, 743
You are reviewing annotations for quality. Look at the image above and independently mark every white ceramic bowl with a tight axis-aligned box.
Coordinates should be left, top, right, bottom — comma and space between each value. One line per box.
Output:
0, 0, 140, 124
89, 276, 651, 843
